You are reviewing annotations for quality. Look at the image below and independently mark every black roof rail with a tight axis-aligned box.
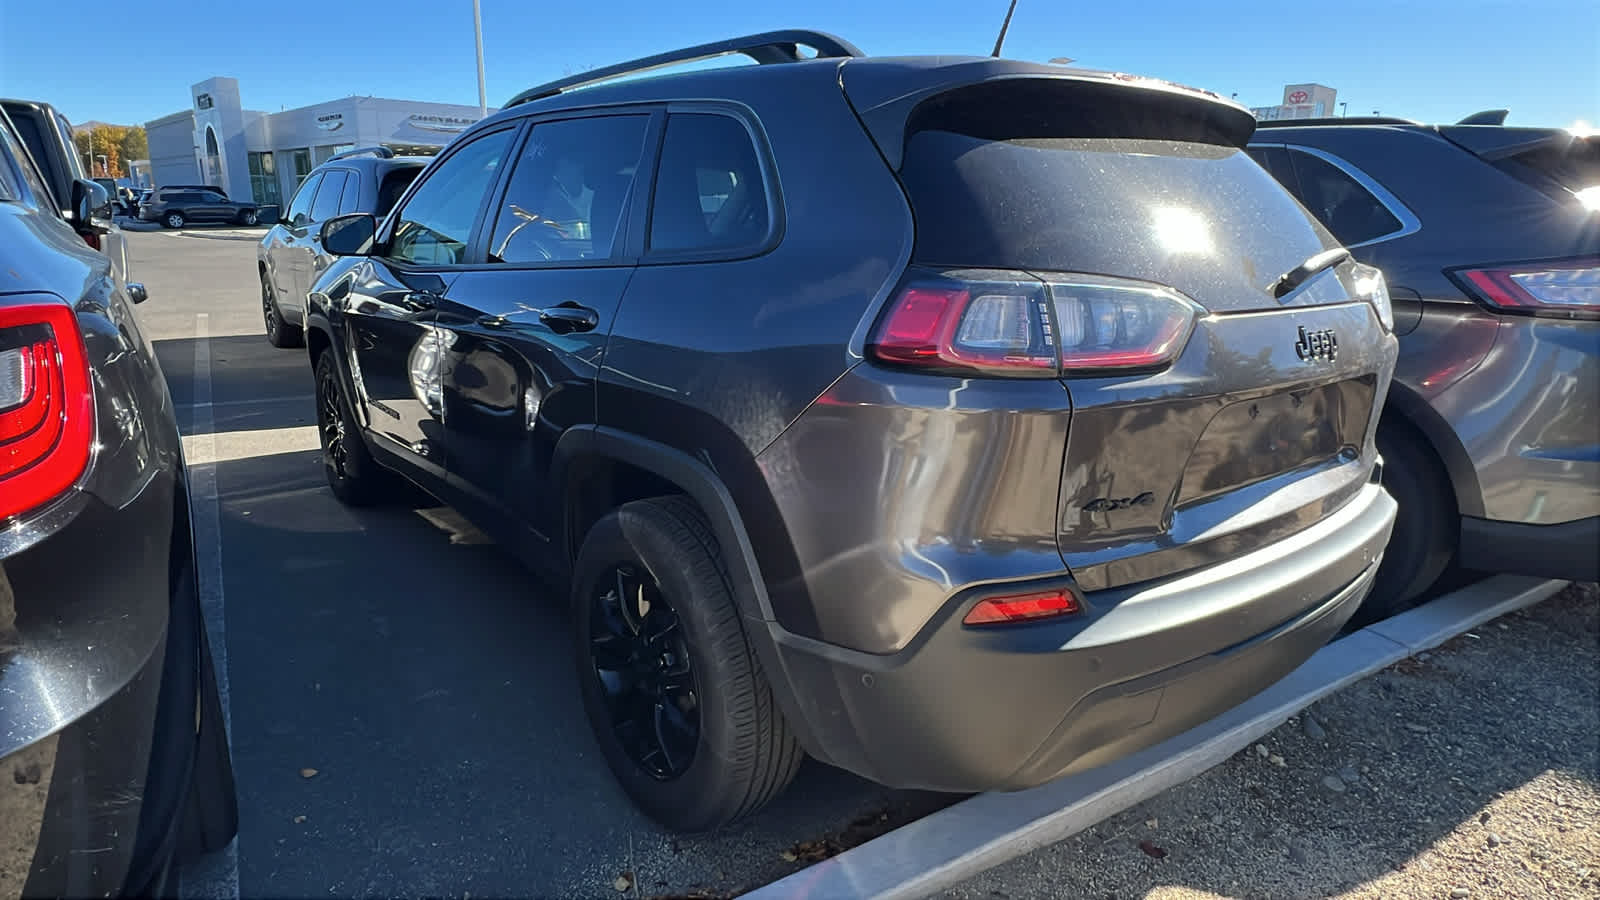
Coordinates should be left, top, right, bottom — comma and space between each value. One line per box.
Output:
1255, 115, 1419, 128
504, 29, 865, 107
326, 146, 396, 162
1456, 109, 1510, 126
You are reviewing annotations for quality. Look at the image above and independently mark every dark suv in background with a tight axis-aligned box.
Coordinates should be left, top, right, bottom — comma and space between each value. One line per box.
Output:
301, 31, 1398, 831
1249, 114, 1599, 616
140, 186, 259, 228
257, 147, 427, 347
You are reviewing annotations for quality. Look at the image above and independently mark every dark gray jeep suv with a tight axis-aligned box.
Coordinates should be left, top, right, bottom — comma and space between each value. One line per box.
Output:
300, 31, 1399, 830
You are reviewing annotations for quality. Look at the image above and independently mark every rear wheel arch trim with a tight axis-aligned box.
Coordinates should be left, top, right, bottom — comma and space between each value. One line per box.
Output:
552, 426, 776, 624
1380, 382, 1484, 518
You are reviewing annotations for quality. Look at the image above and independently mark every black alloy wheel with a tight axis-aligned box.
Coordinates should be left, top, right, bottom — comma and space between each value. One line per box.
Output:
588, 563, 700, 780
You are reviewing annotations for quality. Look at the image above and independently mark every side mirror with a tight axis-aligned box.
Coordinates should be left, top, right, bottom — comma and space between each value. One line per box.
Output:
321, 213, 376, 257
71, 179, 113, 234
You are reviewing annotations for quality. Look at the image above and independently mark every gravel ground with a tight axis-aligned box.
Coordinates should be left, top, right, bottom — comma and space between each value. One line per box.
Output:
945, 582, 1600, 900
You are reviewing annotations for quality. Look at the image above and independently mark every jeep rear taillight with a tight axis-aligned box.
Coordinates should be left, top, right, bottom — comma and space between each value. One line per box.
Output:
868, 268, 1198, 376
1450, 256, 1600, 319
0, 301, 94, 522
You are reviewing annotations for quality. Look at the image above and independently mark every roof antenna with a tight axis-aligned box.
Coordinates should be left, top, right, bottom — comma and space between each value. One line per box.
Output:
992, 0, 1019, 57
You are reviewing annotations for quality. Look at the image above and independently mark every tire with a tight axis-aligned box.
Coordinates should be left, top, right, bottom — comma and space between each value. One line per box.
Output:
239, 209, 259, 226
313, 350, 393, 506
164, 211, 185, 229
1357, 417, 1458, 626
572, 495, 803, 832
261, 270, 302, 348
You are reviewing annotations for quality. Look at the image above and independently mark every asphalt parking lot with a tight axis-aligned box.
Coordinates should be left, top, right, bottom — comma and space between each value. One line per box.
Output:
127, 227, 949, 899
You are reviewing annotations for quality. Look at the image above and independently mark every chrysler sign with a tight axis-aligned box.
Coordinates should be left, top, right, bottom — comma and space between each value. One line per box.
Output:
407, 113, 476, 134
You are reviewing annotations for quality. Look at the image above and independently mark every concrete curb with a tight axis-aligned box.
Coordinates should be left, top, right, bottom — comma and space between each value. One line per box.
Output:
742, 575, 1567, 900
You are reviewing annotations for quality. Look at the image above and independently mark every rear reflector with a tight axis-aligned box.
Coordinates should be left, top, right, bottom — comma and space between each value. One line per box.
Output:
1451, 256, 1600, 319
963, 589, 1082, 626
0, 301, 93, 521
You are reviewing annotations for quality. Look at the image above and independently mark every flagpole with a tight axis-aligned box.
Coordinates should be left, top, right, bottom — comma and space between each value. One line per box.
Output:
473, 0, 488, 118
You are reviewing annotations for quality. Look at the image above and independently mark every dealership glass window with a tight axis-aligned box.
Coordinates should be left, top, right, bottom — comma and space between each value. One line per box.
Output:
313, 143, 355, 166
285, 149, 313, 190
247, 152, 281, 207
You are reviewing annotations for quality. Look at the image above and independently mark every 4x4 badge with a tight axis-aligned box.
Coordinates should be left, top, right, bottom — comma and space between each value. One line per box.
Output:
1084, 492, 1155, 513
1295, 326, 1338, 361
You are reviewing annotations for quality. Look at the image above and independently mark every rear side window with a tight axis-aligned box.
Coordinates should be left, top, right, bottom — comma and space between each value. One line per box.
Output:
310, 171, 347, 222
647, 114, 769, 255
338, 172, 362, 215
1285, 149, 1405, 246
486, 114, 651, 264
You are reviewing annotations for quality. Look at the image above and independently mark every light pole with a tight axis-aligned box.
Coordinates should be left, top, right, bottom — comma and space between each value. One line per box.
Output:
473, 0, 488, 119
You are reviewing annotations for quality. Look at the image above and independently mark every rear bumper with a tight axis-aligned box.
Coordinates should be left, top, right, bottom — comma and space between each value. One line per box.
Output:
759, 481, 1395, 791
1459, 514, 1599, 583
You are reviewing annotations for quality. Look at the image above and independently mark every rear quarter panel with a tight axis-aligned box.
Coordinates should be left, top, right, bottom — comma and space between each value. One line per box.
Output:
596, 65, 914, 633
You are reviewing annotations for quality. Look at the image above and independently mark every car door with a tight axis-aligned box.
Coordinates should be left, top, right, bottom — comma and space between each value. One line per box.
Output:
270, 172, 322, 311
193, 190, 228, 221
298, 169, 349, 317
338, 126, 520, 480
430, 110, 659, 553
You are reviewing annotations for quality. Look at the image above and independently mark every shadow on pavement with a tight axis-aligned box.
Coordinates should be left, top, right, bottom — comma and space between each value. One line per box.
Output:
206, 447, 949, 898
154, 335, 316, 434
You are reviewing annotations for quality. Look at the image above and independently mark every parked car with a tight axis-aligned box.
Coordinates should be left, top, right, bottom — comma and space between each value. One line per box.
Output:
0, 97, 138, 299
257, 147, 427, 347
0, 96, 237, 897
1249, 113, 1599, 618
302, 31, 1399, 831
140, 186, 258, 228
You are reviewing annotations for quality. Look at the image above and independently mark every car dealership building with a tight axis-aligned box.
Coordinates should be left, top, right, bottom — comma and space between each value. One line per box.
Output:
145, 76, 491, 208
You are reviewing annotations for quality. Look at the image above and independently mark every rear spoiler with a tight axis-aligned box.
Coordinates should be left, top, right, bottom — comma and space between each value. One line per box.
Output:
1435, 125, 1586, 161
838, 57, 1259, 170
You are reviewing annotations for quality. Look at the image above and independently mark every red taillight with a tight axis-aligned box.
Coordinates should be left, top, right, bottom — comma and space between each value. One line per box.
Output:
868, 269, 1198, 377
963, 589, 1082, 626
1451, 256, 1600, 319
868, 276, 1059, 376
0, 302, 94, 522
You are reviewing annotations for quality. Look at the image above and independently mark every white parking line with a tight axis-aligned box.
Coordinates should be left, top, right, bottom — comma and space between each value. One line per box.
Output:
178, 313, 243, 900
743, 574, 1568, 900
181, 426, 321, 465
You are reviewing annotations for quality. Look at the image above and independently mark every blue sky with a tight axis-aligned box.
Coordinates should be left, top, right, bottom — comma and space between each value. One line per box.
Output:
1, 0, 1595, 129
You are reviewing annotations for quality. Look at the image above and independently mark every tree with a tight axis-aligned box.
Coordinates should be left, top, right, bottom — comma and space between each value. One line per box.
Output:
118, 127, 147, 170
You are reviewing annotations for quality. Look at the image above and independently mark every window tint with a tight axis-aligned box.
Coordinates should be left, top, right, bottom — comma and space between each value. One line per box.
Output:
648, 114, 769, 254
285, 173, 322, 225
199, 190, 226, 203
486, 115, 650, 264
1286, 149, 1404, 246
338, 171, 362, 214
310, 171, 346, 222
376, 167, 420, 217
389, 129, 514, 266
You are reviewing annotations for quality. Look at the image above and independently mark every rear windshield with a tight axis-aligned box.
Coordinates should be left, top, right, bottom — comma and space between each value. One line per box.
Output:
1495, 136, 1600, 200
899, 132, 1337, 310
377, 167, 422, 217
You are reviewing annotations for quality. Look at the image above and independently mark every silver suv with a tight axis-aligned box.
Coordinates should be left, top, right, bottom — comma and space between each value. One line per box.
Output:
1251, 114, 1599, 618
257, 147, 425, 347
